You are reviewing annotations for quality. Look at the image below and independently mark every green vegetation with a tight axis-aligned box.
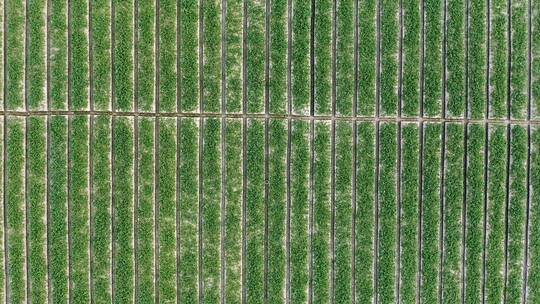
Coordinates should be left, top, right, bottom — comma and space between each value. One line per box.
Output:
529, 128, 540, 302
71, 0, 89, 110
510, 1, 528, 119
92, 116, 112, 303
355, 122, 375, 303
442, 123, 464, 303
178, 118, 198, 303
269, 0, 287, 114
246, 119, 264, 303
70, 116, 90, 303
401, 0, 421, 117
136, 117, 155, 302
423, 0, 443, 116
159, 118, 178, 302
0, 121, 4, 301
314, 0, 332, 115
225, 0, 243, 113
357, 0, 376, 116
312, 121, 331, 303
489, 0, 508, 118
421, 123, 441, 303
379, 0, 399, 116
534, 0, 540, 118
91, 0, 111, 110
113, 117, 134, 303
485, 125, 507, 303
27, 0, 46, 110
468, 0, 487, 118
6, 0, 24, 110
203, 0, 222, 113
446, 0, 466, 117
246, 1, 265, 113
290, 120, 309, 302
400, 123, 419, 303
292, 0, 311, 114
506, 125, 527, 303
202, 118, 221, 303
224, 119, 242, 303
267, 119, 287, 303
0, 0, 3, 111
137, 0, 155, 112
180, 0, 199, 112
378, 123, 397, 303
336, 0, 354, 116
159, 0, 177, 112
464, 124, 485, 304
27, 117, 47, 302
114, 0, 134, 111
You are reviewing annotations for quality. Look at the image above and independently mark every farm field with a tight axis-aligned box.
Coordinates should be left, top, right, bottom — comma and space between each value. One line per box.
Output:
0, 0, 539, 303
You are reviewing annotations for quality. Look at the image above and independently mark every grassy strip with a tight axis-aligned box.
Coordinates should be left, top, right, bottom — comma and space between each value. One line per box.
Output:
179, 0, 198, 112
225, 0, 243, 113
534, 0, 540, 117
202, 118, 221, 303
159, 118, 177, 302
335, 0, 354, 116
246, 1, 265, 113
159, 0, 177, 112
445, 0, 466, 117
510, 0, 528, 119
464, 123, 485, 304
357, 0, 376, 116
442, 123, 464, 303
506, 125, 527, 303
91, 116, 112, 303
292, 0, 310, 114
246, 119, 264, 303
27, 0, 46, 110
314, 0, 331, 115
355, 122, 375, 303
401, 0, 421, 117
378, 123, 397, 303
114, 0, 134, 111
113, 117, 134, 302
71, 0, 89, 110
489, 0, 508, 118
203, 0, 222, 113
380, 0, 399, 116
70, 116, 90, 302
485, 125, 507, 303
312, 121, 331, 303
137, 0, 155, 112
421, 123, 441, 303
423, 0, 443, 117
6, 0, 24, 110
91, 0, 111, 110
27, 117, 47, 302
400, 123, 419, 303
224, 119, 242, 303
529, 128, 540, 301
269, 0, 287, 114
290, 120, 309, 302
137, 117, 155, 302
267, 119, 287, 303
468, 0, 487, 118
49, 116, 68, 303
178, 118, 199, 302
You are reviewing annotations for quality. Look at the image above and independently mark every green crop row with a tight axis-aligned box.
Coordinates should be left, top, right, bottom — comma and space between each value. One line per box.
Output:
137, 0, 155, 112
401, 0, 421, 117
355, 122, 375, 303
489, 0, 508, 118
314, 0, 332, 115
178, 118, 199, 303
335, 0, 354, 116
485, 125, 507, 303
269, 0, 287, 114
203, 0, 222, 113
0, 0, 3, 111
0, 121, 4, 301
290, 120, 309, 302
92, 116, 112, 303
506, 125, 527, 303
202, 118, 221, 303
312, 121, 331, 303
267, 119, 287, 302
71, 0, 89, 110
529, 128, 540, 302
114, 0, 134, 111
27, 0, 46, 110
180, 0, 199, 112
421, 123, 441, 303
379, 0, 399, 116
464, 123, 485, 304
400, 123, 419, 303
292, 0, 311, 114
446, 0, 466, 117
510, 0, 528, 119
423, 0, 443, 117
159, 0, 177, 112
6, 0, 24, 110
246, 1, 265, 113
357, 0, 376, 116
468, 0, 487, 118
534, 1, 540, 117
91, 0, 111, 110
225, 0, 243, 113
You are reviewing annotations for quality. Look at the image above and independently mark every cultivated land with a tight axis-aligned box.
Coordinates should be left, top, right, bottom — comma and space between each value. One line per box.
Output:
0, 0, 538, 303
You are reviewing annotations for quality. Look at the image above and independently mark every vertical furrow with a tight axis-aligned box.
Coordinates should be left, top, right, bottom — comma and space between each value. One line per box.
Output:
224, 0, 243, 113
113, 0, 134, 112
27, 0, 46, 110
158, 0, 177, 113
203, 0, 222, 113
445, 0, 466, 117
246, 1, 265, 113
401, 0, 421, 117
137, 0, 155, 112
335, 0, 353, 116
400, 123, 419, 303
489, 0, 508, 118
91, 0, 111, 111
268, 0, 286, 114
379, 0, 399, 116
510, 0, 527, 119
70, 0, 89, 110
423, 0, 443, 117
468, 0, 487, 119
357, 0, 376, 116
313, 0, 331, 115
6, 0, 24, 110
291, 0, 310, 115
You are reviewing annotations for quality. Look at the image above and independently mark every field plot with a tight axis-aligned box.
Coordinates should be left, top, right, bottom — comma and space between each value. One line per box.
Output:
0, 0, 538, 303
